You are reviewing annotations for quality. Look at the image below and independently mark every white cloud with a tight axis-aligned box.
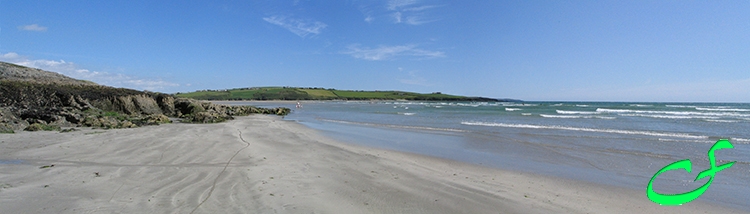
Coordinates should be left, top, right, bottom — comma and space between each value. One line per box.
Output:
405, 16, 434, 25
342, 44, 445, 61
0, 52, 178, 91
387, 0, 419, 10
364, 15, 374, 23
402, 5, 441, 12
263, 16, 327, 38
385, 0, 441, 25
18, 24, 47, 32
392, 12, 403, 23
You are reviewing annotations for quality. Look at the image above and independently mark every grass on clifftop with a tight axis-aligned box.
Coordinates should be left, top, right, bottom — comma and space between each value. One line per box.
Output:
175, 87, 498, 101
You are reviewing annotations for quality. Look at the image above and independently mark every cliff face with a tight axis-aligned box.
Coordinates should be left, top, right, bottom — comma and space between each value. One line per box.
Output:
0, 61, 290, 133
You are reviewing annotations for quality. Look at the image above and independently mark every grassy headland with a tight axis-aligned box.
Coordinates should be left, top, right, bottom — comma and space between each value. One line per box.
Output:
176, 87, 514, 101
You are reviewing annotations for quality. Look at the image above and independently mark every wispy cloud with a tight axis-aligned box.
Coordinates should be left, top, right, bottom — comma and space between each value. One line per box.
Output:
387, 0, 419, 10
402, 5, 441, 12
0, 52, 178, 91
385, 0, 442, 25
263, 16, 327, 38
342, 44, 445, 61
18, 24, 47, 32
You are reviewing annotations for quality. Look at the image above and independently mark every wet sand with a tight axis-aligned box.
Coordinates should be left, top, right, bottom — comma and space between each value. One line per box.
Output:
0, 115, 743, 213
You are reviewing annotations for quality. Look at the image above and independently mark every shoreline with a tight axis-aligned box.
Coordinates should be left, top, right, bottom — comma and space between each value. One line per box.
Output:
0, 115, 744, 213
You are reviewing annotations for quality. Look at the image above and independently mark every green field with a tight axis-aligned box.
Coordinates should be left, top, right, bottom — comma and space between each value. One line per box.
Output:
175, 87, 502, 101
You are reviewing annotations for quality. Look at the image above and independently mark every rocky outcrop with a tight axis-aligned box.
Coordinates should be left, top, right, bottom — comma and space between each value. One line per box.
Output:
172, 98, 290, 123
156, 94, 176, 116
0, 61, 291, 132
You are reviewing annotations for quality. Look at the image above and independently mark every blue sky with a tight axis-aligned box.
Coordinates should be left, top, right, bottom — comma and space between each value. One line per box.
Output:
1, 1, 748, 102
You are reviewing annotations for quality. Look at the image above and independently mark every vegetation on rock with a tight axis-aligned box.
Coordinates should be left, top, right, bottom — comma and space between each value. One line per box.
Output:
23, 123, 61, 132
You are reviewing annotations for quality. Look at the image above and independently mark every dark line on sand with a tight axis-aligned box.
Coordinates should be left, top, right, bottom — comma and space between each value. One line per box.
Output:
190, 129, 251, 214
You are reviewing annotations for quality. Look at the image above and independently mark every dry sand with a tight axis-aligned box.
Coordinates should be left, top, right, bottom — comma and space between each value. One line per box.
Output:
0, 115, 744, 213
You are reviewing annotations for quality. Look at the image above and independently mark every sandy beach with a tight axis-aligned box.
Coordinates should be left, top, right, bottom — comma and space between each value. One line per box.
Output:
0, 115, 744, 213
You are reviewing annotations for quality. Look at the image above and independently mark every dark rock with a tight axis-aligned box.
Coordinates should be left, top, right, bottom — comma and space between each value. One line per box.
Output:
59, 111, 84, 124
60, 128, 78, 133
131, 94, 162, 115
156, 94, 175, 116
113, 96, 138, 115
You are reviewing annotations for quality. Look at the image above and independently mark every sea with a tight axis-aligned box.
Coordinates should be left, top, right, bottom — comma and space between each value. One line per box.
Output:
218, 101, 750, 211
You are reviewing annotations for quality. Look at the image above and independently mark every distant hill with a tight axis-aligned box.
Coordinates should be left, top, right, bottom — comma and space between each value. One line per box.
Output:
176, 87, 518, 102
0, 61, 97, 86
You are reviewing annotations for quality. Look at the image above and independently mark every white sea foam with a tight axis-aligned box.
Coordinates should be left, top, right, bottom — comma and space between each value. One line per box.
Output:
521, 113, 532, 116
575, 104, 589, 107
551, 103, 563, 106
540, 114, 615, 119
321, 119, 466, 133
695, 107, 750, 112
400, 112, 416, 116
540, 114, 581, 118
657, 138, 716, 144
619, 114, 720, 119
704, 119, 739, 123
460, 121, 708, 139
666, 105, 697, 108
629, 104, 653, 107
501, 103, 538, 107
556, 110, 600, 115
596, 108, 750, 118
505, 108, 522, 111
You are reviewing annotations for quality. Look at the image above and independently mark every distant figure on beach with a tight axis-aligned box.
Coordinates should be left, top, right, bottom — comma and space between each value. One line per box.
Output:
296, 101, 302, 109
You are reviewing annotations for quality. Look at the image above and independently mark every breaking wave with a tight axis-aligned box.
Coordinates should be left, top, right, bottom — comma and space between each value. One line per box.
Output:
460, 121, 708, 139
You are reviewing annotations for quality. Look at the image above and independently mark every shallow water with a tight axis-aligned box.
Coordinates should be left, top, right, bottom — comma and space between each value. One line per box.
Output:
0, 159, 24, 164
220, 101, 750, 211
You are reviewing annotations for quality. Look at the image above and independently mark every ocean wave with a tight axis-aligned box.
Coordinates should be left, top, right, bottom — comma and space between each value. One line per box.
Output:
505, 108, 522, 111
657, 138, 715, 144
540, 114, 580, 118
556, 110, 600, 115
704, 119, 739, 123
320, 119, 466, 133
399, 112, 416, 116
695, 107, 750, 112
501, 103, 538, 107
575, 104, 589, 107
521, 113, 532, 116
540, 114, 616, 119
619, 114, 720, 119
629, 104, 653, 107
666, 105, 697, 108
460, 121, 708, 139
596, 108, 750, 117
